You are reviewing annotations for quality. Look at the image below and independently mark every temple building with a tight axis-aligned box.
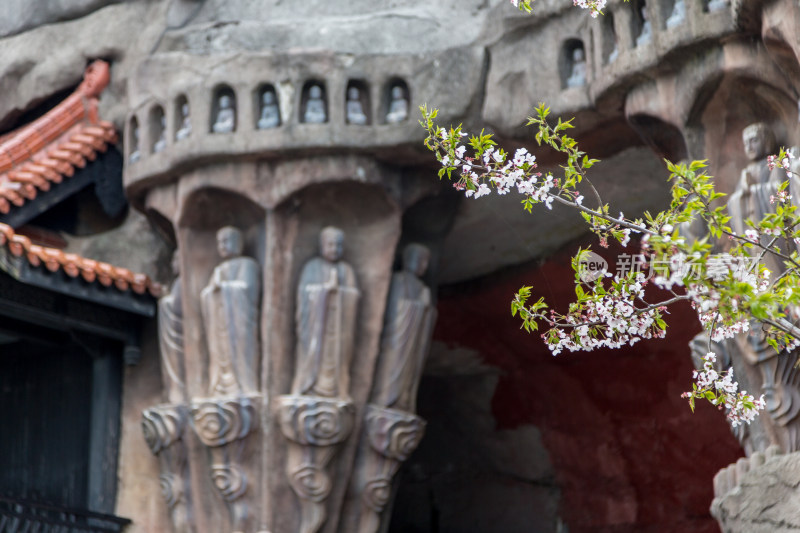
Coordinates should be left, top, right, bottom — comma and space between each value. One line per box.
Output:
1, 0, 799, 532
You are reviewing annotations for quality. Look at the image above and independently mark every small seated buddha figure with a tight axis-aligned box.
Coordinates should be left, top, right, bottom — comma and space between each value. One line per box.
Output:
303, 85, 327, 124
566, 47, 587, 88
257, 89, 280, 130
212, 94, 236, 134
153, 114, 167, 153
707, 0, 728, 11
635, 4, 652, 47
386, 85, 409, 123
176, 102, 191, 141
346, 86, 368, 125
666, 0, 686, 28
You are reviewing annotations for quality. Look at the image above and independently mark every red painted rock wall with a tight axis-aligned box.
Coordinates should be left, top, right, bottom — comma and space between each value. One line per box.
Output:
431, 241, 743, 533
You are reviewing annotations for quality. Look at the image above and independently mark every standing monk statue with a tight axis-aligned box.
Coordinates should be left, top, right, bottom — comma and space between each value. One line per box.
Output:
159, 252, 186, 404
201, 226, 261, 396
371, 244, 437, 412
293, 226, 360, 399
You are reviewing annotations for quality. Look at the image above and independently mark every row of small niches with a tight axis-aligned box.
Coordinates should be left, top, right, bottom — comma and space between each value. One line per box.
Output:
128, 80, 411, 161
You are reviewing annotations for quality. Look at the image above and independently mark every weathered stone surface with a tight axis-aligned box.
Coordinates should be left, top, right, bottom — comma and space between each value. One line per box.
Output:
0, 0, 123, 39
713, 451, 800, 531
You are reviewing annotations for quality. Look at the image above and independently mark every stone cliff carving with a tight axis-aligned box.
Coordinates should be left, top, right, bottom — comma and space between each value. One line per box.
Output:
159, 253, 186, 405
292, 226, 360, 399
176, 102, 191, 141
201, 226, 261, 396
142, 405, 191, 533
346, 86, 368, 125
280, 226, 360, 533
304, 85, 327, 124
352, 243, 435, 533
258, 88, 280, 130
566, 47, 587, 89
213, 94, 236, 133
386, 85, 408, 123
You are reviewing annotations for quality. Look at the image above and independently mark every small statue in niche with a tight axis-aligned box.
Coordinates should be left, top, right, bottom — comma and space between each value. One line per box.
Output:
707, 0, 728, 12
153, 114, 167, 153
293, 226, 360, 399
129, 122, 141, 163
201, 226, 261, 396
386, 85, 409, 123
303, 84, 327, 124
635, 4, 652, 47
371, 244, 437, 412
346, 86, 368, 125
212, 94, 236, 134
257, 89, 280, 130
666, 0, 686, 28
176, 102, 191, 141
159, 252, 186, 405
566, 47, 587, 88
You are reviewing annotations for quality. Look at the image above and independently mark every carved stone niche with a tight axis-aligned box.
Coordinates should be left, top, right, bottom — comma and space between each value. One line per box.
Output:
561, 39, 588, 89
150, 104, 167, 153
211, 85, 237, 134
301, 81, 328, 124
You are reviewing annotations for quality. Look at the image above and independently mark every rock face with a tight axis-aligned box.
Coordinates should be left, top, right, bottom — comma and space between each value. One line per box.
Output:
3, 0, 800, 531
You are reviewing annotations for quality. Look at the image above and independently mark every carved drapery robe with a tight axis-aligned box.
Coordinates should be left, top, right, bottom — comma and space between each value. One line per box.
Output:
201, 256, 261, 396
159, 278, 186, 404
293, 258, 360, 399
372, 272, 436, 411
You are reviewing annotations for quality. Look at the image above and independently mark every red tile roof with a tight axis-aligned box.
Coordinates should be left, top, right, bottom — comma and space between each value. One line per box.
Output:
0, 60, 117, 214
0, 60, 162, 299
0, 222, 162, 297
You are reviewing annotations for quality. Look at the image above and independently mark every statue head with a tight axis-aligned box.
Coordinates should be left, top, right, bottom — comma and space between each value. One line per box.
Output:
743, 122, 776, 161
402, 243, 430, 277
219, 94, 232, 110
320, 226, 344, 262
572, 47, 585, 63
348, 86, 360, 101
262, 90, 275, 106
217, 226, 243, 259
640, 2, 649, 21
309, 85, 322, 100
391, 85, 404, 101
181, 102, 189, 118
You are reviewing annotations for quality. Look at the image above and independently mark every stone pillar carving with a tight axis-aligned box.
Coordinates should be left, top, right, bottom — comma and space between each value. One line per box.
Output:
143, 254, 193, 532
353, 243, 436, 533
280, 226, 360, 533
